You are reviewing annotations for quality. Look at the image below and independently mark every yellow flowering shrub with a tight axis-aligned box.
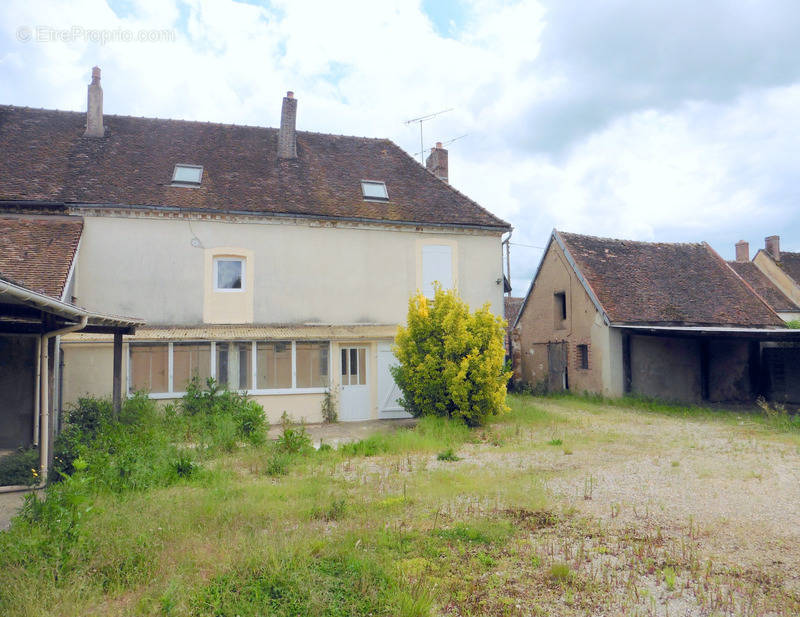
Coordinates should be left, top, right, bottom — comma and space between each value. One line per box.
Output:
391, 285, 510, 426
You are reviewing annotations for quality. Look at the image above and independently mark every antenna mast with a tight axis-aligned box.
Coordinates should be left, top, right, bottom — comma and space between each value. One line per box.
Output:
405, 108, 453, 164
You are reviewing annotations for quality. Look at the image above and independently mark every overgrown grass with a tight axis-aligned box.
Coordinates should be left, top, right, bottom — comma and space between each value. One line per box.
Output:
2, 392, 799, 616
527, 391, 800, 433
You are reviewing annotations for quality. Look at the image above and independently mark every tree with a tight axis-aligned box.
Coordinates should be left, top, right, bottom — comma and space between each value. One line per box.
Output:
391, 285, 511, 426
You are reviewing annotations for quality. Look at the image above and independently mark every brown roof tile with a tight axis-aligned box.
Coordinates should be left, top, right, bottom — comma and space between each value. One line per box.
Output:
0, 214, 83, 298
727, 261, 799, 313
775, 251, 800, 284
558, 231, 784, 327
0, 106, 509, 230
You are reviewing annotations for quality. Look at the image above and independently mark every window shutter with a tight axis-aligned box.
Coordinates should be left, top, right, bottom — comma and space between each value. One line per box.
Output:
422, 245, 452, 298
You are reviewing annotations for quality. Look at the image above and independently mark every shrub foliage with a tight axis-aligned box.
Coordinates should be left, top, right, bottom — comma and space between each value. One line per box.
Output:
391, 285, 511, 426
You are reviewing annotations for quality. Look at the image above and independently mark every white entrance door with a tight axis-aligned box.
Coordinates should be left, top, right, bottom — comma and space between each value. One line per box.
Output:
339, 346, 371, 421
377, 342, 412, 419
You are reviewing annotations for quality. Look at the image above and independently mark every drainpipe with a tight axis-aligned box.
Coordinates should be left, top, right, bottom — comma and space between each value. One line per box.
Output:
38, 316, 88, 484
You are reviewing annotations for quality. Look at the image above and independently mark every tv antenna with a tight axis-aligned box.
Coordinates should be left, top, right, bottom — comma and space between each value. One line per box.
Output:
414, 134, 468, 158
405, 108, 453, 164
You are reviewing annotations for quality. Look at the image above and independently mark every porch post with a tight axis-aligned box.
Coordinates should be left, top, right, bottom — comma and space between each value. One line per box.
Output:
113, 332, 123, 418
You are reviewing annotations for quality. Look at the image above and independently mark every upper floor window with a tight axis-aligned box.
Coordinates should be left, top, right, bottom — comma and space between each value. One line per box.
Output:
214, 257, 245, 291
361, 180, 389, 201
172, 164, 203, 186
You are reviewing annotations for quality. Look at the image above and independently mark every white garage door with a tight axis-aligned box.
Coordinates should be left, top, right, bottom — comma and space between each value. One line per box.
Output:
377, 342, 411, 419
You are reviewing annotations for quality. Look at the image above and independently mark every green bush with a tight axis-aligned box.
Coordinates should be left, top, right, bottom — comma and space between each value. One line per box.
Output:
0, 448, 39, 486
392, 285, 511, 426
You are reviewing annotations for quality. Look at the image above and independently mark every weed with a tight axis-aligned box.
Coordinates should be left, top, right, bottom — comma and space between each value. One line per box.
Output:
563, 447, 573, 455
309, 497, 348, 521
436, 448, 460, 462
264, 450, 293, 477
171, 452, 195, 479
546, 438, 563, 446
548, 562, 571, 583
275, 414, 312, 454
321, 385, 339, 423
663, 566, 677, 591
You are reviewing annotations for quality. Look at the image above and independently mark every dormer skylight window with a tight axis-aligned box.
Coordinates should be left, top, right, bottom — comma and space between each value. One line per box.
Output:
361, 180, 389, 201
172, 164, 203, 186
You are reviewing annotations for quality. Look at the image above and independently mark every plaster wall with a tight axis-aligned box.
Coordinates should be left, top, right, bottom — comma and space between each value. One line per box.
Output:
74, 215, 504, 326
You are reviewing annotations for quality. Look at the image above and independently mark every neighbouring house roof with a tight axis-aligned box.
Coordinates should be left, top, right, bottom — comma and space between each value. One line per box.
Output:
555, 231, 784, 327
62, 323, 398, 343
0, 213, 83, 298
727, 261, 800, 313
773, 251, 800, 284
503, 296, 523, 344
0, 106, 510, 231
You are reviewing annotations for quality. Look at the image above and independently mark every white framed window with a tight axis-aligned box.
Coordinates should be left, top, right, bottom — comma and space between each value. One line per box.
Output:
129, 340, 331, 398
361, 180, 389, 201
422, 244, 453, 299
213, 257, 245, 291
172, 164, 203, 186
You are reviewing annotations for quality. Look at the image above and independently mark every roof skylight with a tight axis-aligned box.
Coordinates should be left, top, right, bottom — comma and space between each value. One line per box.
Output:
361, 180, 389, 201
172, 164, 203, 186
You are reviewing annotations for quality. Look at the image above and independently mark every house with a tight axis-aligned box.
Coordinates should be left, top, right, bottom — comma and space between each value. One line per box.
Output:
0, 214, 140, 483
728, 239, 800, 322
744, 236, 800, 321
513, 230, 800, 404
0, 67, 511, 432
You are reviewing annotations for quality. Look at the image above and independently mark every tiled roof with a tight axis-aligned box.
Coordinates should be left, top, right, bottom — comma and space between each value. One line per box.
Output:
0, 106, 509, 230
0, 214, 83, 298
62, 323, 398, 342
727, 261, 799, 313
775, 251, 800, 284
558, 231, 784, 327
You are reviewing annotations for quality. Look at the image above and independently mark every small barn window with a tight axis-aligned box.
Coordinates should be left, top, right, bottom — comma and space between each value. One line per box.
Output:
577, 344, 589, 370
172, 164, 203, 186
361, 180, 389, 201
554, 292, 567, 329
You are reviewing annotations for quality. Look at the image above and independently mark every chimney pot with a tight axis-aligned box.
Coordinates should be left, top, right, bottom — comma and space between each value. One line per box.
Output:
84, 66, 104, 138
735, 240, 749, 262
425, 142, 449, 183
765, 235, 780, 261
278, 91, 298, 159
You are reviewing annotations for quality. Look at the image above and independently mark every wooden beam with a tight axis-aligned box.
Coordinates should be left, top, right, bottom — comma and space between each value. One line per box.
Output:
113, 332, 123, 419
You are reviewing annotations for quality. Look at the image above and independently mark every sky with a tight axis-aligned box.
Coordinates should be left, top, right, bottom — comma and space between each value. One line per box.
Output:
1, 0, 799, 293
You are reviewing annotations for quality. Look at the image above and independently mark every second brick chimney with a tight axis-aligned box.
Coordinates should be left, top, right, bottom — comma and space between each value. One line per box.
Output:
278, 91, 297, 159
735, 240, 749, 262
84, 66, 104, 138
765, 235, 780, 261
426, 142, 448, 183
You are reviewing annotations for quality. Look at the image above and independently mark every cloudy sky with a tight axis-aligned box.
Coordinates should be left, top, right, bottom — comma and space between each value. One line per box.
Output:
2, 0, 799, 292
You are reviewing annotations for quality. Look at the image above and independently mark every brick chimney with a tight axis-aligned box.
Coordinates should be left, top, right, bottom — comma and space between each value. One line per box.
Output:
735, 240, 749, 262
278, 91, 297, 159
765, 235, 780, 261
425, 142, 448, 183
84, 66, 104, 138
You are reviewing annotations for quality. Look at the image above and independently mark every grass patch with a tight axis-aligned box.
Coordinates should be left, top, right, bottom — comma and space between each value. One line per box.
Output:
339, 416, 470, 457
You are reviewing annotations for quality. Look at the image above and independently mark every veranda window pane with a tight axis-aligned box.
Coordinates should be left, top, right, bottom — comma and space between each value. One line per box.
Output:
130, 344, 168, 394
173, 343, 211, 391
296, 342, 329, 388
217, 342, 251, 389
256, 342, 292, 389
